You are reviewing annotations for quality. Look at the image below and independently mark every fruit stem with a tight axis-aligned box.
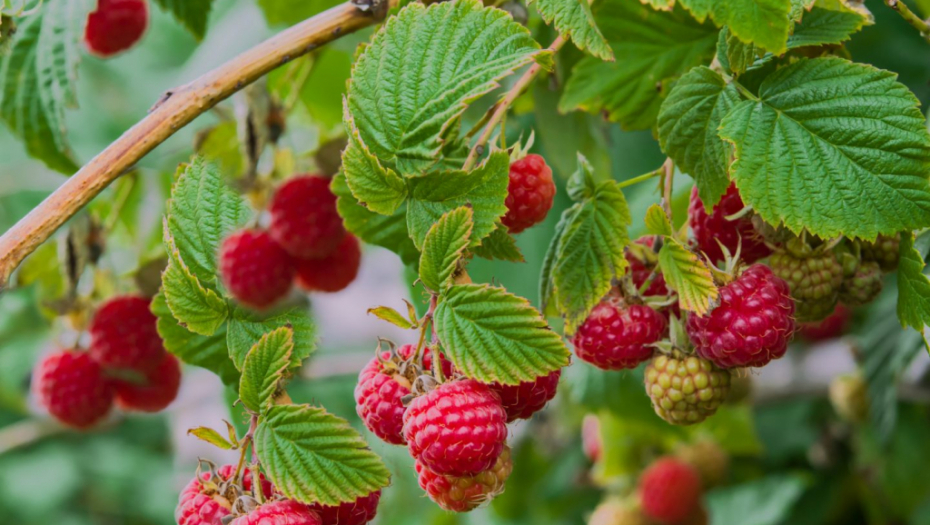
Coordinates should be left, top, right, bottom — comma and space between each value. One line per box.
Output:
233, 414, 260, 486
885, 0, 930, 43
661, 158, 675, 221
617, 168, 663, 189
462, 35, 567, 171
426, 294, 446, 382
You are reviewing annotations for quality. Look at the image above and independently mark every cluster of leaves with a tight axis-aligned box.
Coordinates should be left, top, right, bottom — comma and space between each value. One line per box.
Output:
157, 157, 389, 506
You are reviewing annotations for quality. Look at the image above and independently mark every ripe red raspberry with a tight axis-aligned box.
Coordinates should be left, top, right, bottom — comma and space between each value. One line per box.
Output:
308, 490, 380, 524
572, 302, 667, 370
688, 184, 771, 265
799, 304, 851, 342
269, 175, 346, 260
295, 234, 361, 293
84, 0, 148, 57
582, 414, 602, 462
229, 500, 320, 525
416, 445, 512, 512
861, 234, 900, 273
686, 264, 795, 368
639, 457, 702, 525
176, 465, 273, 525
488, 369, 560, 422
645, 352, 730, 425
355, 344, 455, 445
115, 353, 181, 412
501, 154, 556, 234
89, 295, 165, 372
770, 244, 843, 322
627, 237, 670, 297
219, 229, 295, 309
839, 261, 883, 307
403, 379, 507, 477
34, 350, 114, 429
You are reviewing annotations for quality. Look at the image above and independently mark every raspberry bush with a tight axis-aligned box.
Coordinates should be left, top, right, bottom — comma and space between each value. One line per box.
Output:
4, 0, 930, 523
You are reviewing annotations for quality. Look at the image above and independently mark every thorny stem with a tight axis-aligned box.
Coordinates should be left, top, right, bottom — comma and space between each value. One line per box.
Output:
462, 35, 567, 171
886, 0, 930, 43
0, 0, 394, 290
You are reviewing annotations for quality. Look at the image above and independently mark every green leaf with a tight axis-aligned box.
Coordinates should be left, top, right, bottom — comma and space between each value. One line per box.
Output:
367, 306, 415, 330
559, 0, 718, 130
152, 291, 239, 385
472, 223, 525, 262
545, 157, 631, 332
787, 6, 869, 49
680, 0, 793, 54
0, 0, 86, 173
896, 232, 930, 331
188, 427, 236, 450
166, 157, 252, 287
434, 283, 570, 384
345, 0, 545, 173
255, 404, 391, 506
406, 151, 510, 249
528, 0, 613, 60
227, 307, 316, 371
239, 327, 294, 414
331, 172, 420, 266
644, 204, 673, 237
657, 239, 718, 315
342, 103, 408, 215
419, 207, 474, 293
539, 208, 571, 316
723, 27, 763, 75
657, 66, 740, 209
162, 224, 229, 336
707, 474, 808, 525
718, 57, 930, 240
152, 0, 215, 39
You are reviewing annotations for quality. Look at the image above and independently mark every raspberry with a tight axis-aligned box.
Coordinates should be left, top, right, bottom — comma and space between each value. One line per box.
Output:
308, 490, 380, 525
115, 353, 181, 412
770, 244, 843, 322
639, 457, 702, 525
33, 350, 114, 429
416, 446, 512, 512
84, 0, 148, 57
488, 369, 561, 422
686, 264, 795, 368
269, 175, 346, 260
176, 464, 273, 525
688, 184, 771, 265
572, 302, 667, 370
682, 505, 709, 525
839, 261, 883, 307
582, 414, 602, 463
676, 440, 729, 488
627, 237, 670, 297
403, 379, 507, 477
799, 304, 851, 342
861, 234, 900, 273
829, 374, 869, 424
295, 235, 361, 293
354, 344, 453, 445
589, 500, 651, 525
89, 295, 165, 372
229, 500, 321, 525
502, 154, 556, 234
219, 229, 295, 309
645, 352, 730, 425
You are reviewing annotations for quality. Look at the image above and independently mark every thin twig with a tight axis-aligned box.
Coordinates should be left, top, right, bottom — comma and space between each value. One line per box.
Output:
0, 0, 394, 290
617, 167, 663, 189
886, 0, 930, 43
462, 35, 567, 171
661, 157, 674, 219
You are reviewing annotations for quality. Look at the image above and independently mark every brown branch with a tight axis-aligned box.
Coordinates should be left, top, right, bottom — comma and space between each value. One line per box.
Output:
0, 1, 390, 290
886, 0, 930, 42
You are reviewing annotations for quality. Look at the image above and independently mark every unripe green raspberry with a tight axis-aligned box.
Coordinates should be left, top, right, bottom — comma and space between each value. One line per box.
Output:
676, 440, 729, 488
861, 234, 900, 273
645, 352, 731, 425
588, 499, 650, 525
829, 374, 869, 424
770, 246, 843, 322
839, 261, 883, 307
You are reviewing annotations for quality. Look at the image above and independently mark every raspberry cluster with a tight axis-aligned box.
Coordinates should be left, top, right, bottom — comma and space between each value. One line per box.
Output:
220, 174, 361, 309
33, 295, 181, 429
688, 184, 771, 265
354, 338, 562, 512
84, 0, 148, 57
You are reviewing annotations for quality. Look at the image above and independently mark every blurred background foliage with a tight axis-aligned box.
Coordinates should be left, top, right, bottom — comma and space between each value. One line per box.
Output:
1, 1, 930, 524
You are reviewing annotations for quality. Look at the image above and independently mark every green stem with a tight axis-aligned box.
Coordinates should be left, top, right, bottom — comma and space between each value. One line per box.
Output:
886, 0, 930, 43
617, 168, 663, 189
731, 79, 759, 101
